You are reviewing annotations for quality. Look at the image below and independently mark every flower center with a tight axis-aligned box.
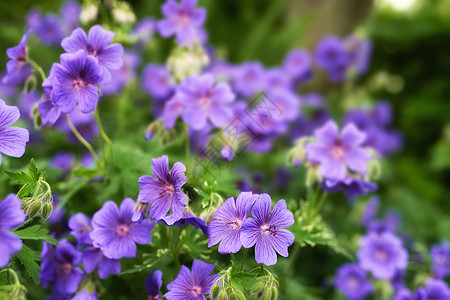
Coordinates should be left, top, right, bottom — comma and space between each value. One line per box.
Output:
347, 276, 359, 289
116, 224, 130, 236
436, 254, 447, 265
57, 262, 73, 275
226, 219, 242, 231
375, 250, 388, 262
86, 45, 98, 56
186, 285, 202, 296
331, 145, 345, 159
159, 183, 175, 196
261, 224, 277, 236
72, 78, 86, 88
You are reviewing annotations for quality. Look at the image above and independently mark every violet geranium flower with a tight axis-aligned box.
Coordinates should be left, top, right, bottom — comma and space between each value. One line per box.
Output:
431, 242, 450, 279
414, 278, 450, 299
145, 270, 163, 300
68, 213, 93, 249
82, 246, 121, 279
357, 231, 408, 280
240, 193, 295, 266
178, 73, 235, 130
137, 155, 188, 221
90, 198, 154, 259
40, 239, 84, 295
0, 100, 30, 166
159, 211, 208, 236
334, 263, 373, 300
49, 50, 102, 114
0, 194, 26, 267
61, 24, 124, 83
208, 191, 258, 254
157, 0, 207, 46
165, 259, 219, 300
306, 120, 371, 181
4, 30, 32, 84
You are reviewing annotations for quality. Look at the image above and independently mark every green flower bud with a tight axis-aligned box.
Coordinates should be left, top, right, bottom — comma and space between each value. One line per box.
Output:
27, 201, 42, 218
218, 290, 229, 300
210, 283, 220, 299
271, 287, 278, 300
42, 202, 53, 219
262, 288, 273, 300
252, 281, 265, 294
234, 289, 246, 300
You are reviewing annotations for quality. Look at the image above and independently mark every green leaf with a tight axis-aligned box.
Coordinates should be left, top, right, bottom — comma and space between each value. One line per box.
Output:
4, 170, 33, 185
15, 244, 42, 284
15, 225, 58, 245
17, 184, 36, 198
28, 159, 40, 181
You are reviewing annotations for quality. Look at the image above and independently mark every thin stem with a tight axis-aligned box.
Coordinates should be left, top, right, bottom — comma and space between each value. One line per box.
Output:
27, 58, 46, 81
307, 187, 321, 224
65, 115, 100, 164
94, 107, 113, 163
313, 192, 328, 218
240, 248, 249, 272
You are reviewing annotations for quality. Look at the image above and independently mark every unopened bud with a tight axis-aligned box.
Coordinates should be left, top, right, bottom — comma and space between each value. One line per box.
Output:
210, 283, 220, 299
271, 287, 278, 300
262, 288, 273, 300
252, 281, 265, 294
27, 201, 42, 218
234, 289, 246, 300
42, 202, 53, 219
218, 290, 229, 300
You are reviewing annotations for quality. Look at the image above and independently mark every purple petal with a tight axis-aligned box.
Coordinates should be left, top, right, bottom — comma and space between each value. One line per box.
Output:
88, 25, 114, 50
314, 120, 338, 146
240, 218, 260, 248
98, 43, 124, 70
255, 235, 277, 265
0, 231, 22, 267
61, 27, 88, 52
151, 155, 170, 182
235, 192, 258, 220
344, 148, 370, 175
340, 123, 366, 147
270, 229, 295, 257
129, 220, 154, 244
0, 100, 20, 128
0, 194, 25, 230
252, 194, 272, 223
0, 127, 29, 158
268, 200, 294, 228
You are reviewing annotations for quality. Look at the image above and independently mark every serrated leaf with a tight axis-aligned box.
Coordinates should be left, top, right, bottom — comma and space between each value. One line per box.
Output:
15, 225, 58, 245
17, 184, 36, 198
28, 159, 39, 182
4, 171, 33, 185
16, 244, 42, 284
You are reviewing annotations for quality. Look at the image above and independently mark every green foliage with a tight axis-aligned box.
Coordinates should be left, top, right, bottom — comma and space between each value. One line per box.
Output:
15, 245, 42, 285
14, 225, 58, 245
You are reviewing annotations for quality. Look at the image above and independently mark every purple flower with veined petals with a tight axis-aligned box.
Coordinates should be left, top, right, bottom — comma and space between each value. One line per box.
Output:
159, 211, 208, 236
334, 263, 373, 300
82, 245, 121, 279
208, 192, 258, 254
4, 30, 32, 84
357, 231, 408, 280
50, 151, 75, 171
0, 194, 26, 267
414, 279, 450, 300
0, 100, 30, 166
90, 198, 154, 259
165, 259, 219, 300
40, 239, 84, 295
49, 50, 102, 114
157, 0, 207, 46
232, 62, 266, 98
306, 120, 371, 181
38, 98, 62, 126
141, 64, 174, 100
145, 270, 163, 300
178, 73, 235, 130
137, 155, 188, 221
431, 242, 450, 279
68, 213, 92, 249
61, 24, 124, 83
240, 193, 295, 266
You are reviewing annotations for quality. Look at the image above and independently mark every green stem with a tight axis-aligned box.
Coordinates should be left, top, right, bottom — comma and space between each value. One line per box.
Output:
240, 248, 249, 272
65, 115, 100, 164
94, 107, 113, 164
307, 187, 321, 224
27, 58, 46, 81
313, 192, 328, 218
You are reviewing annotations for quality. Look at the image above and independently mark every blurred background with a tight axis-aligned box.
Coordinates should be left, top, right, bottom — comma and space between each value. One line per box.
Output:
1, 0, 449, 298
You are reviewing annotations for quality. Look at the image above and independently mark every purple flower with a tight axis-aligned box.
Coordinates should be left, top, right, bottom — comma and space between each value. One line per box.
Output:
100, 51, 140, 96
414, 279, 450, 300
145, 270, 163, 300
431, 242, 450, 279
132, 18, 156, 46
161, 93, 185, 129
265, 68, 293, 92
61, 25, 124, 83
141, 65, 174, 100
40, 240, 84, 295
38, 99, 62, 126
157, 0, 207, 46
4, 30, 32, 84
48, 50, 102, 114
282, 49, 312, 81
178, 74, 235, 130
137, 155, 188, 221
71, 289, 98, 300
208, 192, 258, 254
0, 100, 30, 166
393, 288, 412, 300
240, 193, 295, 266
60, 1, 81, 33
334, 263, 373, 300
232, 62, 266, 98
27, 11, 64, 45
90, 198, 154, 259
315, 36, 350, 74
357, 232, 408, 279
165, 259, 219, 300
344, 36, 372, 75
306, 120, 370, 181
159, 211, 208, 236
361, 197, 380, 227
68, 213, 92, 249
82, 245, 121, 279
321, 177, 377, 201
0, 194, 25, 267
50, 151, 75, 171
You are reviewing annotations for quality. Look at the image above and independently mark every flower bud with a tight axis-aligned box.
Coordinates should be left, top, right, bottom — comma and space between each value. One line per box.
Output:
234, 289, 246, 300
42, 202, 53, 219
27, 201, 42, 218
218, 290, 229, 300
167, 43, 209, 82
271, 287, 278, 300
210, 283, 220, 299
262, 288, 273, 300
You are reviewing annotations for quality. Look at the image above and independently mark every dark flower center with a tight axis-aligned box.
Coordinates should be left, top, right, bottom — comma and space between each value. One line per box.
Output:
72, 78, 86, 88
177, 9, 192, 24
261, 224, 277, 236
116, 224, 130, 236
186, 285, 202, 296
86, 44, 98, 56
159, 183, 175, 196
57, 262, 73, 275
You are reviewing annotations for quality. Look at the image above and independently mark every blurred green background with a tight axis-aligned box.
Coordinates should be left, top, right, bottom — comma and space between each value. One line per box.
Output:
1, 0, 450, 298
